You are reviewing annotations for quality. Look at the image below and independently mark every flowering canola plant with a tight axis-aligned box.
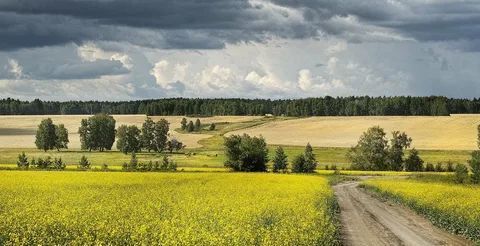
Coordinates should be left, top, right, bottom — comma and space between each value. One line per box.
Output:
0, 171, 338, 245
363, 177, 480, 242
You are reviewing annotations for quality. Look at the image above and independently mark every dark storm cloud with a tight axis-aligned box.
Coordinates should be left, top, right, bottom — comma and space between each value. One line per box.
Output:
0, 0, 479, 50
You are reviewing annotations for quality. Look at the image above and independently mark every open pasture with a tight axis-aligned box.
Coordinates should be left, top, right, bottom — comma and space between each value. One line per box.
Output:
0, 115, 261, 149
228, 115, 480, 150
0, 171, 338, 245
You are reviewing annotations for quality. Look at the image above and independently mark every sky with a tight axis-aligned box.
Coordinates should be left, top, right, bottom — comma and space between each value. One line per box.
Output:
0, 0, 479, 101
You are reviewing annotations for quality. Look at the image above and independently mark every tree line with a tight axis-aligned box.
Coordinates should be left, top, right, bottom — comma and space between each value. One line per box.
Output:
35, 114, 184, 154
3, 96, 480, 116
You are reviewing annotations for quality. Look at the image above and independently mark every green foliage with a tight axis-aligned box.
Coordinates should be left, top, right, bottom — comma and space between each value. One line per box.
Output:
291, 144, 318, 173
446, 161, 455, 172
195, 119, 201, 131
347, 126, 388, 170
291, 154, 305, 173
224, 134, 269, 172
209, 123, 216, 131
35, 118, 57, 152
78, 114, 116, 151
405, 148, 424, 172
35, 157, 53, 169
78, 155, 91, 170
187, 121, 194, 132
16, 152, 29, 169
272, 146, 288, 173
435, 163, 445, 172
166, 138, 185, 153
116, 125, 141, 154
180, 117, 188, 130
469, 150, 480, 184
454, 164, 469, 184
153, 119, 169, 152
141, 117, 156, 152
53, 158, 66, 170
3, 96, 478, 116
387, 131, 412, 171
54, 124, 69, 150
425, 163, 435, 172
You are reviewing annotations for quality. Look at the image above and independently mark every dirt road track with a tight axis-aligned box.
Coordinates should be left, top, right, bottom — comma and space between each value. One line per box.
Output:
333, 181, 472, 246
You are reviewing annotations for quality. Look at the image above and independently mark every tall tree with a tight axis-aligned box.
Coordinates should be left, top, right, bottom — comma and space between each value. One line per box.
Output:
153, 119, 169, 152
272, 146, 288, 173
195, 118, 201, 131
387, 131, 412, 171
347, 126, 389, 170
54, 124, 69, 151
303, 143, 317, 172
181, 117, 188, 130
405, 148, 424, 172
78, 114, 116, 151
141, 117, 156, 152
35, 118, 57, 152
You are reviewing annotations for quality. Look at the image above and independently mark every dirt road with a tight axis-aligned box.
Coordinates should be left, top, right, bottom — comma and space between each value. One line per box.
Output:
333, 181, 472, 246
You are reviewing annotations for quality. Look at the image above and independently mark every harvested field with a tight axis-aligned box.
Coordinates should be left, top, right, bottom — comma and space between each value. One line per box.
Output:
228, 115, 480, 150
0, 115, 261, 149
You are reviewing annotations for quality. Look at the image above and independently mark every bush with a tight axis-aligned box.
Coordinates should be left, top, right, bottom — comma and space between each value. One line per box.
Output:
53, 158, 66, 170
454, 164, 469, 184
404, 148, 423, 172
469, 150, 480, 184
209, 123, 216, 131
291, 144, 317, 173
446, 161, 455, 172
224, 134, 269, 172
435, 163, 444, 172
425, 163, 435, 172
16, 152, 29, 169
78, 155, 91, 170
291, 154, 306, 173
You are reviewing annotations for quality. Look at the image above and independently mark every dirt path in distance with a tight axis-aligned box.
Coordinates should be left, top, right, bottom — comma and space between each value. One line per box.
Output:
333, 181, 473, 246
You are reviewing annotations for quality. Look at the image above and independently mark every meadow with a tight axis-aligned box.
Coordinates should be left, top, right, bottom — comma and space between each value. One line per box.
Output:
363, 175, 480, 242
0, 171, 339, 245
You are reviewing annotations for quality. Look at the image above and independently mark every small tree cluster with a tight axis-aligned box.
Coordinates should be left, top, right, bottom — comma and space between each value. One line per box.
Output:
17, 152, 29, 169
182, 118, 203, 133
122, 152, 176, 171
35, 118, 69, 152
28, 156, 65, 170
347, 126, 420, 171
224, 134, 269, 172
291, 143, 318, 173
78, 114, 116, 152
117, 117, 184, 154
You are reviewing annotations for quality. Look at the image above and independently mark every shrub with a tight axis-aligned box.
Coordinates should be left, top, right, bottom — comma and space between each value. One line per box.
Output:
291, 154, 306, 173
224, 134, 269, 172
454, 164, 469, 184
469, 150, 480, 184
209, 123, 216, 131
435, 163, 444, 172
78, 155, 91, 170
425, 163, 435, 172
16, 152, 29, 169
404, 148, 424, 172
53, 158, 66, 170
446, 161, 455, 172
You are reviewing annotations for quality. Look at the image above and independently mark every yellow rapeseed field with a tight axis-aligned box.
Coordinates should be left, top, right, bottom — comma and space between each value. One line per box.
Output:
228, 115, 480, 150
0, 171, 338, 245
363, 176, 480, 241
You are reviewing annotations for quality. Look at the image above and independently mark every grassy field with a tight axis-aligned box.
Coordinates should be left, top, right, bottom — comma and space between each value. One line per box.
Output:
228, 115, 480, 150
363, 175, 480, 242
0, 171, 339, 245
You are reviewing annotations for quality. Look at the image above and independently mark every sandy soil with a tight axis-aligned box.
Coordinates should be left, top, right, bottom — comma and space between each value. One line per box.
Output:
228, 115, 480, 150
0, 115, 261, 149
333, 181, 472, 246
